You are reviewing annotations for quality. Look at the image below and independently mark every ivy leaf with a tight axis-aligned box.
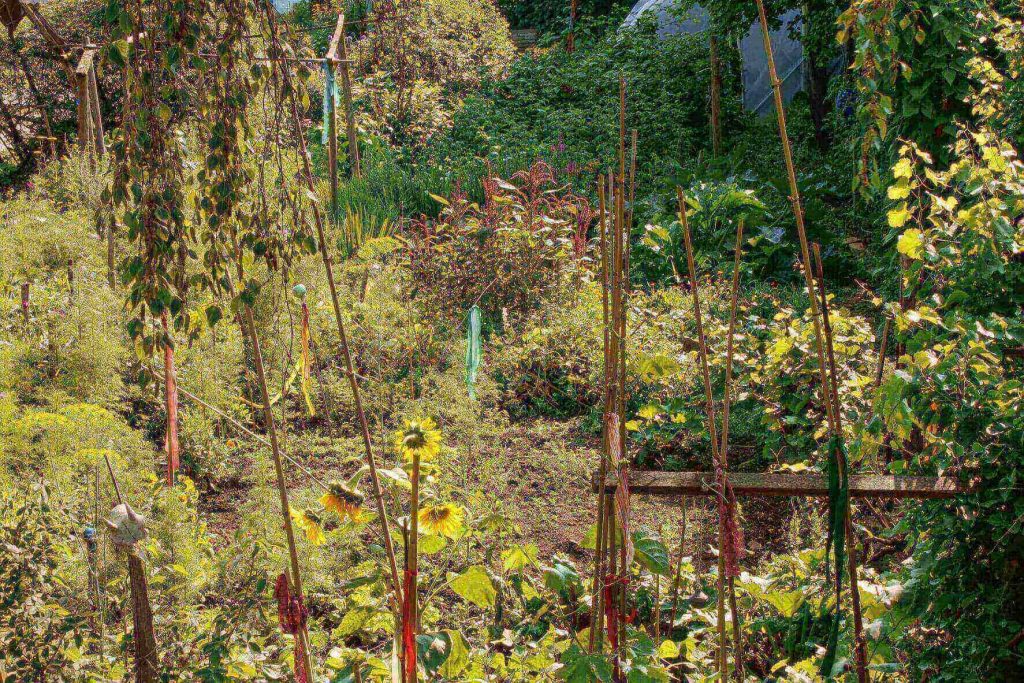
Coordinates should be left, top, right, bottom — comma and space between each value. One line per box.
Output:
449, 565, 496, 608
560, 644, 613, 683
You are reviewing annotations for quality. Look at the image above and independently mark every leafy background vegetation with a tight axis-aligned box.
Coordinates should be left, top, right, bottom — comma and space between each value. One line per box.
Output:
0, 0, 1021, 681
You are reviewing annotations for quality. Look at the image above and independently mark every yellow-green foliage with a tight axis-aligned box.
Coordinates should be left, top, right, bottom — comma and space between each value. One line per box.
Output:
0, 188, 125, 406
354, 0, 516, 145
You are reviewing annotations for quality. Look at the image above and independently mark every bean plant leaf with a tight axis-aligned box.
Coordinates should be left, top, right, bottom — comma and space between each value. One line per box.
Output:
632, 530, 670, 576
560, 644, 613, 683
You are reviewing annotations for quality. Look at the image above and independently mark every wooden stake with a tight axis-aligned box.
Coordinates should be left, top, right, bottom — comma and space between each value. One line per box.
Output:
678, 190, 730, 680
326, 15, 343, 218
127, 553, 158, 683
567, 0, 578, 53
88, 65, 106, 156
75, 50, 95, 154
264, 2, 402, 611
103, 456, 158, 683
329, 14, 362, 178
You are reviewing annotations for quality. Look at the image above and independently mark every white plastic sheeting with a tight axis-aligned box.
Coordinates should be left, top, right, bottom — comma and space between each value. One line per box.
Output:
623, 0, 805, 116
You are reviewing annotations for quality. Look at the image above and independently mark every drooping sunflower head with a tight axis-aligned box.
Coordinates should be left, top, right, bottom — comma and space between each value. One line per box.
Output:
417, 503, 465, 539
290, 507, 326, 546
394, 417, 442, 462
320, 482, 365, 521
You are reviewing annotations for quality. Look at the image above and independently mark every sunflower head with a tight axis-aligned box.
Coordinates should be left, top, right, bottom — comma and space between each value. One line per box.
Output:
290, 507, 327, 546
418, 503, 465, 539
394, 417, 442, 462
320, 482, 365, 520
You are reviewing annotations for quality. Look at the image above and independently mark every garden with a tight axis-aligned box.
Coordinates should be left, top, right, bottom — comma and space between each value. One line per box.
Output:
0, 0, 1021, 681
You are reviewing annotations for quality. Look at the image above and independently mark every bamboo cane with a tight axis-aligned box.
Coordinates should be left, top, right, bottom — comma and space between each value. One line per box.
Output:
667, 496, 687, 634
405, 453, 421, 683
678, 190, 730, 680
589, 176, 611, 652
263, 1, 402, 611
240, 303, 316, 679
615, 81, 631, 646
752, 4, 866, 677
811, 244, 868, 682
160, 312, 179, 486
720, 221, 746, 680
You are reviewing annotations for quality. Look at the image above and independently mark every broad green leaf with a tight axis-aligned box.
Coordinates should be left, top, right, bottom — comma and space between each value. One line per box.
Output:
632, 530, 670, 576
544, 559, 581, 594
438, 630, 470, 677
502, 543, 539, 571
449, 565, 496, 608
560, 644, 613, 682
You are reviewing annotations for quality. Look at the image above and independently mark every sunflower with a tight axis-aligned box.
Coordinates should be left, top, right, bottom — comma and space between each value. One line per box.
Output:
394, 417, 442, 463
290, 507, 326, 546
320, 482, 365, 521
417, 503, 465, 539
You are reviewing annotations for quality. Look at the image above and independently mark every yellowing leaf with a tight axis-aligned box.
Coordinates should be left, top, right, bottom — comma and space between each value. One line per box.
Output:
897, 229, 924, 259
449, 565, 496, 608
502, 544, 539, 571
887, 205, 910, 228
886, 182, 911, 200
893, 158, 913, 179
658, 640, 681, 659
